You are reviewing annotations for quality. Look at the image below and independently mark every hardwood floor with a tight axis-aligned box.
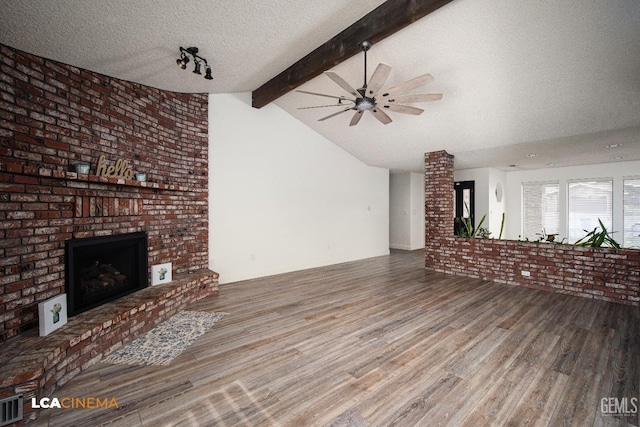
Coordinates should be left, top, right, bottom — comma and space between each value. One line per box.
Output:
35, 250, 639, 426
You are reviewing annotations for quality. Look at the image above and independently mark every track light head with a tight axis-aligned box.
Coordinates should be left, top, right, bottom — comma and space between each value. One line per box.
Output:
177, 46, 213, 81
176, 53, 189, 69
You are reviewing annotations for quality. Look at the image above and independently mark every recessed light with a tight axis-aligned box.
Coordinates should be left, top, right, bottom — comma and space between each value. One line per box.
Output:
546, 162, 557, 167
526, 153, 538, 158
606, 144, 622, 148
613, 156, 624, 160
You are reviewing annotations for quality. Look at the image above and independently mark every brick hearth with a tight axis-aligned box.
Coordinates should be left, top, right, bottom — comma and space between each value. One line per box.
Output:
0, 270, 217, 424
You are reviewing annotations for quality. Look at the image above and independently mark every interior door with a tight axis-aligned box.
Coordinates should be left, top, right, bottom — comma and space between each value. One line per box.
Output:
454, 181, 475, 235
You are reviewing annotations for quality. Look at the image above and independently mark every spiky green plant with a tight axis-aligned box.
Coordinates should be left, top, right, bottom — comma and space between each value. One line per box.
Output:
455, 202, 487, 238
574, 218, 621, 248
498, 212, 505, 240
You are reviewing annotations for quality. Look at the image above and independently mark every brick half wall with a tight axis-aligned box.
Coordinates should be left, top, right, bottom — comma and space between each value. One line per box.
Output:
424, 150, 640, 306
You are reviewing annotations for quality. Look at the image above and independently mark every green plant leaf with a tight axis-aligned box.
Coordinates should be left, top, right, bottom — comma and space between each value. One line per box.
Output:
574, 218, 621, 248
498, 212, 505, 240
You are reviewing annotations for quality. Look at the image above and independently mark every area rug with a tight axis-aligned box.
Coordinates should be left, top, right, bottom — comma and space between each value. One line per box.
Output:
104, 311, 226, 366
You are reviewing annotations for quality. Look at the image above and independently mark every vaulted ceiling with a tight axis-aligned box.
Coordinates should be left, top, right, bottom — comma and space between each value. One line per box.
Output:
1, 0, 639, 172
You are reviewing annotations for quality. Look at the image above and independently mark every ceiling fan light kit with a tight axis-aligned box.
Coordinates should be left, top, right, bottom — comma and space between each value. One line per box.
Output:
176, 47, 213, 80
297, 41, 442, 126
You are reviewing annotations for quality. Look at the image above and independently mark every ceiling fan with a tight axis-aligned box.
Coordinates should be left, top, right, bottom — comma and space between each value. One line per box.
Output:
296, 41, 442, 126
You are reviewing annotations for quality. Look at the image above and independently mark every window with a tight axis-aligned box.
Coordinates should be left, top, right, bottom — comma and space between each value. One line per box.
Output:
522, 182, 559, 240
624, 178, 640, 248
568, 179, 613, 243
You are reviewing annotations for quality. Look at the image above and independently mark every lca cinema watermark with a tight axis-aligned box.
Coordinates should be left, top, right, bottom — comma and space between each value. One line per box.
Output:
600, 397, 638, 417
32, 396, 119, 409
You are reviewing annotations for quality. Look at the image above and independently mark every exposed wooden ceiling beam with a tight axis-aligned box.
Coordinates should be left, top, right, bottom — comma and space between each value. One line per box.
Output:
251, 0, 454, 109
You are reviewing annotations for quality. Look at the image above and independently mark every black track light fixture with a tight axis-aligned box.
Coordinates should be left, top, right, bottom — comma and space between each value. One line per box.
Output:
176, 47, 212, 81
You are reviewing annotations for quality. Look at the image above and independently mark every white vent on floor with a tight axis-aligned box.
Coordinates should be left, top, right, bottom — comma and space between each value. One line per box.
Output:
0, 395, 23, 426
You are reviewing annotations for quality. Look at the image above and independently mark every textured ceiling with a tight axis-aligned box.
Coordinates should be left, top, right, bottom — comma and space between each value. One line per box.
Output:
0, 0, 384, 93
1, 0, 639, 172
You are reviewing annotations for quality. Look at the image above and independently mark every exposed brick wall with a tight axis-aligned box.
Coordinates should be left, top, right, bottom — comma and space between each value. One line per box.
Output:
0, 44, 211, 340
424, 150, 640, 306
424, 151, 454, 240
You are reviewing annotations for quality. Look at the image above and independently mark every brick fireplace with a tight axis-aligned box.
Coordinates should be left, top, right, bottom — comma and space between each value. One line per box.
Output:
0, 44, 219, 423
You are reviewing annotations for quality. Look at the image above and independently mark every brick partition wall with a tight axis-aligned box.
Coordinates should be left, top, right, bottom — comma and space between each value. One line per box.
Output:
424, 151, 454, 240
0, 43, 214, 340
424, 150, 640, 306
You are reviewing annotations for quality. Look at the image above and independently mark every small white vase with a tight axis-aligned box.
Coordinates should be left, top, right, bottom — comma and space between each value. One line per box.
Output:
75, 163, 90, 174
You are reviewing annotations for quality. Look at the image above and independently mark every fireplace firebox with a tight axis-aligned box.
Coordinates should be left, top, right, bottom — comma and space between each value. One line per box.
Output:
65, 232, 149, 316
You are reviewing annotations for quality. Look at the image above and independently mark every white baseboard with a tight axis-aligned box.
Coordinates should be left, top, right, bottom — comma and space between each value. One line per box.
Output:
218, 250, 391, 284
389, 243, 412, 250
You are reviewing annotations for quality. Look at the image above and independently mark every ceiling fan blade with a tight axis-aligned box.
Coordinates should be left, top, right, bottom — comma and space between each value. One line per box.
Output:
298, 103, 351, 110
349, 111, 364, 126
325, 71, 360, 97
385, 93, 442, 104
381, 73, 435, 98
365, 63, 392, 97
382, 104, 424, 115
370, 108, 392, 125
296, 89, 352, 101
318, 107, 353, 121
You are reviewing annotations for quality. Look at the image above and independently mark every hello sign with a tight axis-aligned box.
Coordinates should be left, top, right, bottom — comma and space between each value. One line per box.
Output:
95, 154, 134, 180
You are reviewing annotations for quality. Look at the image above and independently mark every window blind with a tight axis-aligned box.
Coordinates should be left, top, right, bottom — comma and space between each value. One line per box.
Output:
568, 179, 613, 243
522, 182, 559, 240
623, 178, 640, 248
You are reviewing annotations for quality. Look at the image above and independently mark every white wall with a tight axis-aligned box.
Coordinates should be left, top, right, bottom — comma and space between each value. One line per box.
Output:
504, 160, 640, 241
389, 172, 425, 250
410, 172, 426, 249
208, 93, 390, 284
487, 168, 507, 237
389, 173, 411, 250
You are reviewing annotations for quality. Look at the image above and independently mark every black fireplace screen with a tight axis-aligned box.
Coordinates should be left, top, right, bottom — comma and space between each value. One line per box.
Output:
65, 232, 148, 316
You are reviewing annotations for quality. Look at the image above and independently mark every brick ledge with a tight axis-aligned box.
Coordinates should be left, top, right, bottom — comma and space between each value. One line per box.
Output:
0, 269, 219, 425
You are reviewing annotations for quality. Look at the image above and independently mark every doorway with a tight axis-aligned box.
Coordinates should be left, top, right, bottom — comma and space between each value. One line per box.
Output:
454, 181, 475, 235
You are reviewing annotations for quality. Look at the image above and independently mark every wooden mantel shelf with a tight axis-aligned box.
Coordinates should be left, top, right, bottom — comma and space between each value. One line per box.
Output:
2, 162, 196, 192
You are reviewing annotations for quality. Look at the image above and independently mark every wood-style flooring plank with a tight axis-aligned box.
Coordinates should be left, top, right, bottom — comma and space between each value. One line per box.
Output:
33, 250, 640, 427
503, 367, 569, 427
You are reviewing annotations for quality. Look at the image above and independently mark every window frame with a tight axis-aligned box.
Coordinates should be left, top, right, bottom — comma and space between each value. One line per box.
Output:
567, 177, 614, 243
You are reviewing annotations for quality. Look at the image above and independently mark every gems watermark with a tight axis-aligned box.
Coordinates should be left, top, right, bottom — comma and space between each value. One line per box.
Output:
600, 397, 638, 417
